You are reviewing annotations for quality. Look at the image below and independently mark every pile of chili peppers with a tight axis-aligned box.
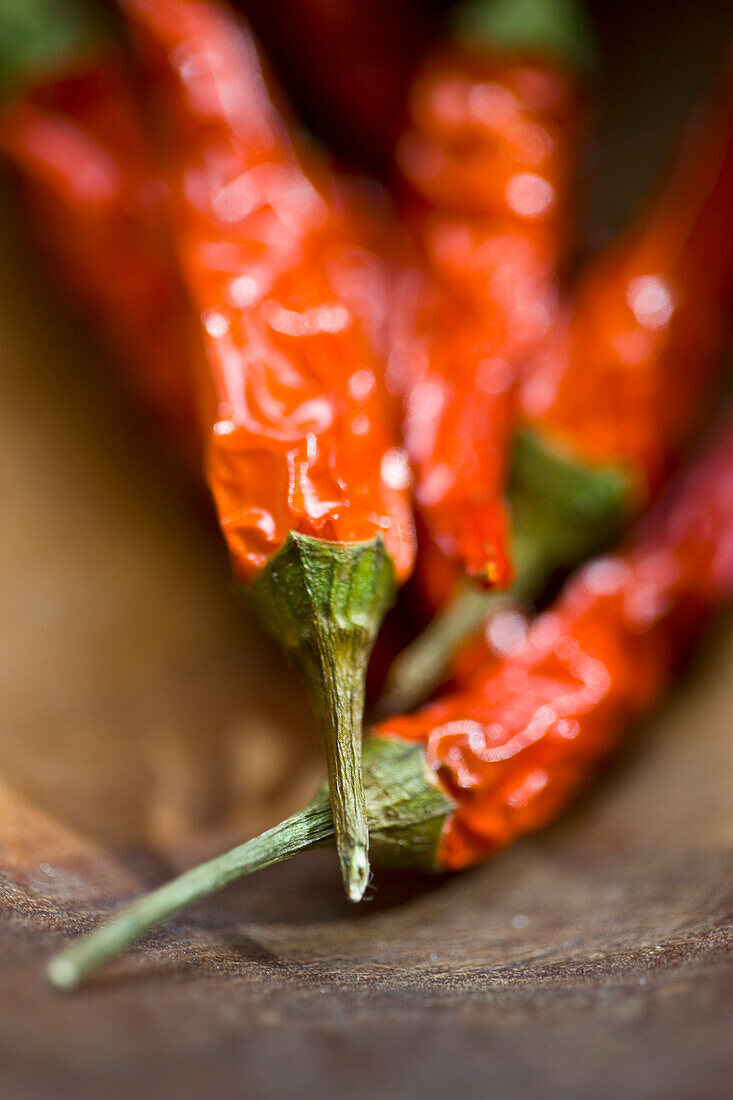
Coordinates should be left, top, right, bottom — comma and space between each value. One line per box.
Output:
1, 0, 732, 989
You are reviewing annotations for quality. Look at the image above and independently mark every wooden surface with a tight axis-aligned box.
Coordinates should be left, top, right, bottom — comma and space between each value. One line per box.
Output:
1, 3, 733, 1098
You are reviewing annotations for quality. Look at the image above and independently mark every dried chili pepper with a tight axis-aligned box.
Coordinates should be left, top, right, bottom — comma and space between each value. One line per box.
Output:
383, 55, 733, 713
387, 0, 593, 594
2, 0, 417, 900
0, 46, 197, 442
46, 392, 733, 989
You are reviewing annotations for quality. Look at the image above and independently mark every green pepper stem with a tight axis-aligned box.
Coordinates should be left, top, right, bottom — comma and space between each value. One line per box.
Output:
247, 533, 396, 902
311, 639, 371, 899
454, 0, 597, 74
377, 583, 506, 718
376, 539, 548, 718
0, 0, 108, 95
47, 801, 335, 992
47, 738, 455, 991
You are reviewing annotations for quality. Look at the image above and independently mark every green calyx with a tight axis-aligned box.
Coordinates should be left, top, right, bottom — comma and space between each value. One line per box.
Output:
453, 0, 598, 75
247, 532, 396, 902
379, 428, 634, 716
46, 737, 454, 991
0, 0, 108, 96
361, 736, 454, 870
510, 426, 634, 576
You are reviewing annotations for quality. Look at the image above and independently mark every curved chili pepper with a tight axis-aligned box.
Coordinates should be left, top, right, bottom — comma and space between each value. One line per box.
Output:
121, 0, 416, 573
46, 393, 733, 990
124, 0, 420, 900
388, 0, 593, 595
383, 57, 733, 713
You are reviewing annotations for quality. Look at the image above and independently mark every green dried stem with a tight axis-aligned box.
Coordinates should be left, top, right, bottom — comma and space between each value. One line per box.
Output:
247, 533, 396, 902
0, 0, 108, 95
47, 738, 454, 991
454, 0, 598, 74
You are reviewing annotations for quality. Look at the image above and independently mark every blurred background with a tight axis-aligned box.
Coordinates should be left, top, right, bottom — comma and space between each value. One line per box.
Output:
0, 1, 732, 1097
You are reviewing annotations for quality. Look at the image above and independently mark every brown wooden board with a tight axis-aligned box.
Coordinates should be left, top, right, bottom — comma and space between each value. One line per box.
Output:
0, 2, 732, 1098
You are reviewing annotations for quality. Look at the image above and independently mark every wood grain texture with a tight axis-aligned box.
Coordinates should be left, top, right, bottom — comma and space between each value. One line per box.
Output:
1, 2, 732, 1097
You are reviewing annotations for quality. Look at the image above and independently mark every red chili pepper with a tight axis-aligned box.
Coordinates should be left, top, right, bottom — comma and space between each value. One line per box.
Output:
389, 0, 593, 593
0, 53, 197, 443
124, 0, 421, 900
121, 0, 415, 582
383, 57, 733, 713
393, 281, 518, 589
46, 397, 733, 989
521, 74, 733, 491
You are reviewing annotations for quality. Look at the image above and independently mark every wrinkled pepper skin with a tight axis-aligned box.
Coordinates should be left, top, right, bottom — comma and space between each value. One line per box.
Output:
122, 0, 415, 584
394, 45, 585, 589
377, 411, 733, 870
0, 55, 196, 441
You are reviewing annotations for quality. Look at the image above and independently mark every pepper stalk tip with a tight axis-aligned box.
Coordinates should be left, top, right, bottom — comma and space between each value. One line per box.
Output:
247, 532, 396, 902
46, 738, 454, 990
